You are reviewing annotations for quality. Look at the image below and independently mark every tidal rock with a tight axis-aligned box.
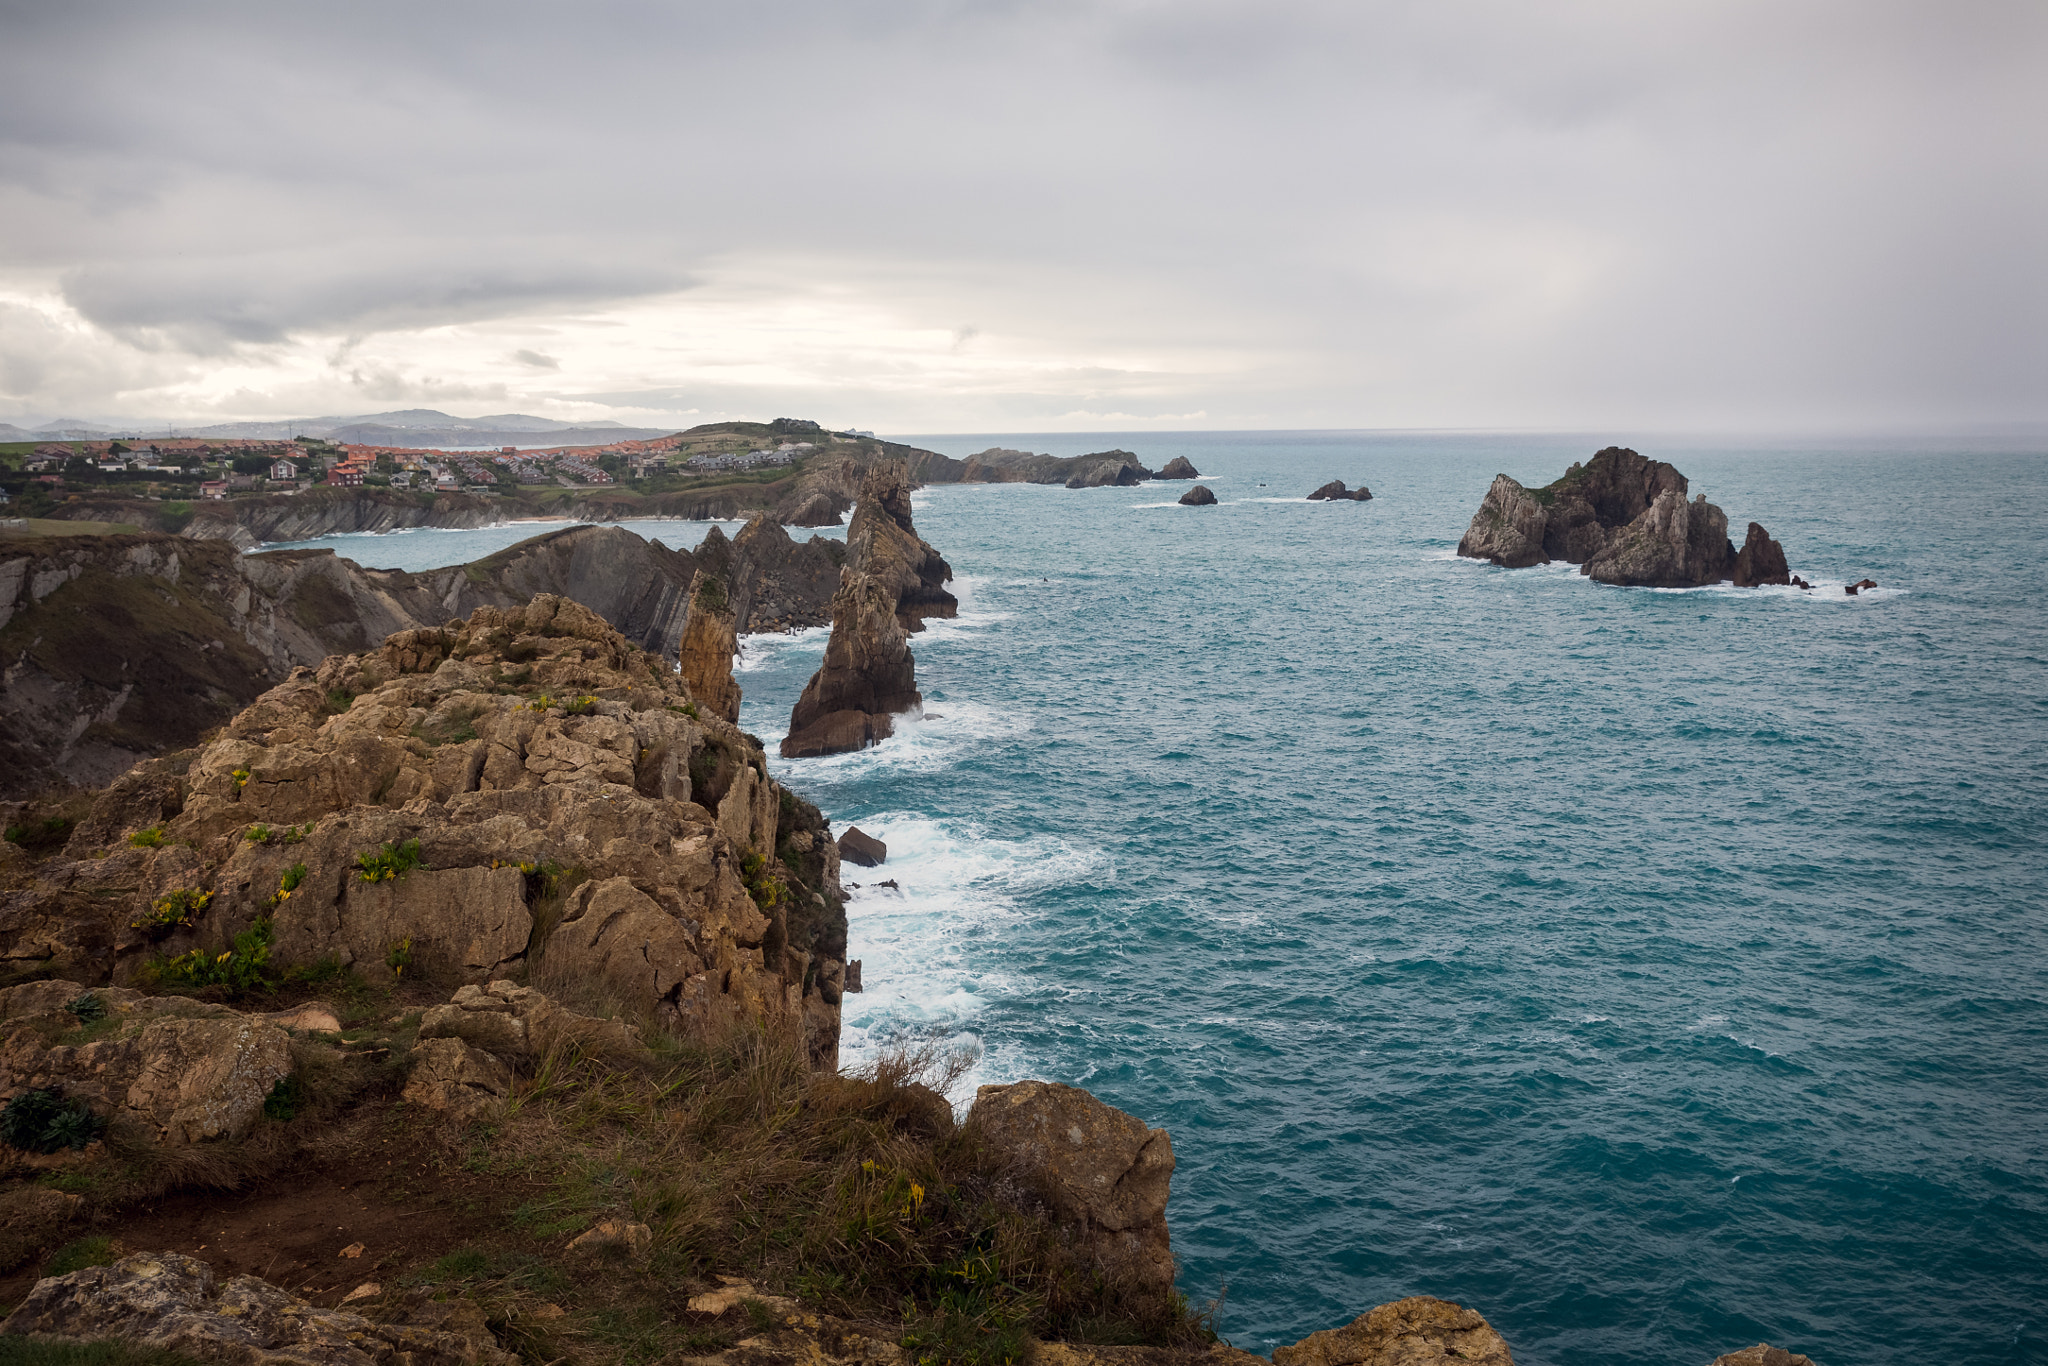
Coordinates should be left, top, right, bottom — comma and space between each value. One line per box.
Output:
968, 1079, 1176, 1294
677, 569, 742, 723
1179, 485, 1218, 506
837, 827, 887, 868
1731, 522, 1791, 587
1791, 575, 1813, 589
1708, 1347, 1816, 1366
1273, 1298, 1513, 1366
0, 1250, 517, 1365
1455, 474, 1549, 568
1581, 490, 1736, 588
1855, 578, 1878, 590
1155, 456, 1201, 480
1306, 480, 1372, 501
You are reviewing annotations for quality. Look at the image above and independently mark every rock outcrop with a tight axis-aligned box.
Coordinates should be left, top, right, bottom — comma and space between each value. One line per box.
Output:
837, 827, 887, 868
1178, 485, 1217, 507
950, 449, 1156, 487
2, 1251, 517, 1365
1455, 446, 1784, 589
676, 570, 742, 724
1154, 457, 1200, 480
0, 596, 850, 1067
1708, 1346, 1816, 1366
1306, 480, 1372, 501
1273, 1298, 1514, 1366
1731, 522, 1791, 587
968, 1080, 1176, 1295
781, 464, 954, 759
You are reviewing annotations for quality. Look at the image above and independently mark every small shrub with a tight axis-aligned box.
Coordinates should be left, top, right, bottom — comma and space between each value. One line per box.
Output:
230, 768, 250, 789
564, 694, 600, 717
323, 688, 355, 715
355, 839, 424, 883
4, 816, 74, 852
525, 694, 556, 712
279, 822, 311, 845
385, 936, 414, 979
64, 993, 106, 1024
269, 863, 307, 908
127, 825, 167, 849
680, 702, 700, 719
131, 887, 212, 936
146, 917, 273, 996
263, 1073, 307, 1122
0, 1089, 106, 1154
243, 823, 272, 845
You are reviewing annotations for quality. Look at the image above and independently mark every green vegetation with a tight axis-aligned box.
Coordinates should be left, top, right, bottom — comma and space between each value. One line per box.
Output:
0, 1089, 106, 1154
64, 993, 107, 1024
127, 825, 167, 848
131, 887, 212, 936
263, 1073, 308, 1123
356, 838, 425, 883
269, 862, 308, 908
142, 917, 274, 996
4, 816, 74, 852
41, 1234, 118, 1278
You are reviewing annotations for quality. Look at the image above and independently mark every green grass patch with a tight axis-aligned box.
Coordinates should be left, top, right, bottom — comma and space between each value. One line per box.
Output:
41, 1235, 117, 1278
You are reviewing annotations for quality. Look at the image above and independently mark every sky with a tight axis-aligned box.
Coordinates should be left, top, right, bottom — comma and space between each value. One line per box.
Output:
0, 0, 2043, 435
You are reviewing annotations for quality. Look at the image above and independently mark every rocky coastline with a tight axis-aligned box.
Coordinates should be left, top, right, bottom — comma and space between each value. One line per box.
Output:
1455, 446, 1792, 589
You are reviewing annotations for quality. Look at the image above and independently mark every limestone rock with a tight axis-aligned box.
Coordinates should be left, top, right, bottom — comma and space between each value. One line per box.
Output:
417, 980, 641, 1067
1306, 480, 1372, 501
566, 1218, 654, 1264
1582, 490, 1736, 588
404, 1037, 511, 1123
1455, 474, 1549, 568
1178, 485, 1218, 507
837, 827, 887, 868
1, 1250, 517, 1365
1538, 446, 1689, 562
1154, 457, 1200, 480
1273, 1297, 1513, 1366
1731, 523, 1791, 587
677, 570, 742, 723
843, 460, 957, 631
968, 1080, 1175, 1293
1709, 1346, 1816, 1366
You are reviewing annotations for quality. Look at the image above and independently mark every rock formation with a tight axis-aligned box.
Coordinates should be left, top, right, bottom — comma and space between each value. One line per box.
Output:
1455, 446, 1788, 589
1731, 522, 1791, 587
781, 464, 954, 759
1708, 1347, 1816, 1366
0, 595, 850, 1067
675, 570, 742, 723
969, 1080, 1176, 1295
951, 448, 1156, 487
1273, 1298, 1514, 1366
1154, 457, 1200, 480
1178, 485, 1218, 506
837, 827, 887, 867
1307, 480, 1372, 501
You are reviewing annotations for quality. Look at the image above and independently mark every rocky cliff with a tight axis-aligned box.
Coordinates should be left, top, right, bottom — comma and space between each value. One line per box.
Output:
1455, 447, 1785, 589
952, 448, 1156, 488
780, 463, 951, 758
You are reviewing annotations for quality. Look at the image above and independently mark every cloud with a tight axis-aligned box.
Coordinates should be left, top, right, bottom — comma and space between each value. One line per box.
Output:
512, 349, 561, 370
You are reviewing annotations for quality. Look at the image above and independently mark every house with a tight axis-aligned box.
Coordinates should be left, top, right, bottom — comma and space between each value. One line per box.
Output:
271, 459, 298, 481
200, 480, 228, 499
327, 466, 364, 487
96, 461, 128, 474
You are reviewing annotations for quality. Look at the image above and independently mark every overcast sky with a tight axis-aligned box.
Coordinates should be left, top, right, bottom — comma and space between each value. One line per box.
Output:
0, 0, 2042, 434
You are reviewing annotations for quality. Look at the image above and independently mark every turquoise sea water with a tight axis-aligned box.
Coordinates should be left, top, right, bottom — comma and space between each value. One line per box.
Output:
279, 432, 2048, 1366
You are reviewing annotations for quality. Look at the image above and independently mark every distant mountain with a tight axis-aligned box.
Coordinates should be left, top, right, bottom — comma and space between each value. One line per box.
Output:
74, 409, 672, 446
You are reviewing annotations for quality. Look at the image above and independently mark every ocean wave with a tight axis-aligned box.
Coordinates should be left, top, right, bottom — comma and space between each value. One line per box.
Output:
735, 625, 831, 673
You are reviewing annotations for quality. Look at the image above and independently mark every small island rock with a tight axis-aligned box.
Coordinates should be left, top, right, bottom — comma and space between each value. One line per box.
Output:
1731, 522, 1791, 587
1708, 1347, 1816, 1366
1274, 1297, 1513, 1366
1155, 456, 1200, 480
1307, 480, 1373, 501
1455, 474, 1549, 568
1179, 485, 1218, 506
838, 827, 887, 868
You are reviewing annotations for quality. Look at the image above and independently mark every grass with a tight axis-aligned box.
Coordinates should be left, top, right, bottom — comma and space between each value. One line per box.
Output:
41, 1235, 116, 1278
0, 1342, 212, 1366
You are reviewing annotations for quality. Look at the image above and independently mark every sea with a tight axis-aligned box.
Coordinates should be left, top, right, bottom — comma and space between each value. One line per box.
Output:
268, 430, 2048, 1366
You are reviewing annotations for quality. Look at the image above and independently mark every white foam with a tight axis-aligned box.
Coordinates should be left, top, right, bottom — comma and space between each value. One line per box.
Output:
734, 625, 830, 673
760, 700, 1033, 778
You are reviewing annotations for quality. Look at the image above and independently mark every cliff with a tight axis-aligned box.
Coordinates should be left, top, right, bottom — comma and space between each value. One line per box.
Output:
951, 448, 1156, 488
1455, 447, 1784, 589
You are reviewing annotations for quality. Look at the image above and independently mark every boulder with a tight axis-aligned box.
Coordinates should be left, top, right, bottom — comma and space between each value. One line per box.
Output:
1178, 485, 1218, 507
1154, 457, 1200, 480
1731, 522, 1791, 587
1273, 1298, 1513, 1366
837, 827, 887, 868
1307, 480, 1372, 501
403, 1036, 512, 1123
1581, 490, 1737, 588
1708, 1348, 1816, 1366
416, 980, 642, 1068
967, 1080, 1175, 1293
1, 1251, 517, 1365
677, 569, 742, 723
1456, 474, 1548, 568
565, 1218, 654, 1265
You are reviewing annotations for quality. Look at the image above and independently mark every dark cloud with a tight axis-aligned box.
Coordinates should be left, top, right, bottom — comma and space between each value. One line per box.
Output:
0, 0, 2042, 426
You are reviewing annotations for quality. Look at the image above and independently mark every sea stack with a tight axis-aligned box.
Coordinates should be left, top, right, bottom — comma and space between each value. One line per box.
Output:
1307, 480, 1372, 501
781, 462, 954, 758
1730, 522, 1791, 587
1178, 485, 1217, 506
675, 569, 742, 723
1155, 456, 1200, 480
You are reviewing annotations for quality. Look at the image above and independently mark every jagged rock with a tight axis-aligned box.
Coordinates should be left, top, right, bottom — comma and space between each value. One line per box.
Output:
1731, 523, 1791, 587
1709, 1346, 1816, 1366
1306, 480, 1372, 501
1581, 490, 1736, 588
783, 464, 950, 759
0, 986, 295, 1146
417, 980, 641, 1067
566, 1218, 654, 1264
678, 571, 742, 723
968, 1080, 1175, 1294
1538, 447, 1689, 562
1063, 452, 1153, 488
1154, 457, 1200, 480
1854, 577, 1877, 590
1455, 474, 1549, 568
1273, 1298, 1513, 1366
1, 1251, 517, 1365
837, 828, 887, 868
1178, 485, 1217, 507
404, 1037, 512, 1123
725, 516, 846, 633
0, 596, 849, 1068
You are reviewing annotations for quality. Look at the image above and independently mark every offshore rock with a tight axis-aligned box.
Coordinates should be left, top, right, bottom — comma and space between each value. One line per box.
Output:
782, 463, 950, 758
1582, 490, 1736, 588
1307, 480, 1372, 501
1538, 446, 1689, 563
1154, 457, 1200, 480
953, 448, 1155, 487
968, 1080, 1176, 1295
0, 596, 849, 1068
837, 827, 887, 868
1273, 1298, 1513, 1366
676, 570, 742, 723
1178, 485, 1218, 507
1709, 1347, 1816, 1366
1455, 475, 1548, 568
1, 1250, 517, 1365
1731, 522, 1791, 587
